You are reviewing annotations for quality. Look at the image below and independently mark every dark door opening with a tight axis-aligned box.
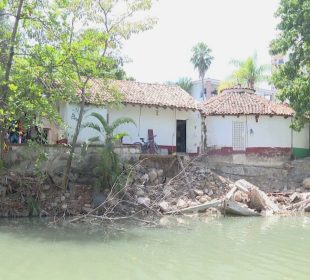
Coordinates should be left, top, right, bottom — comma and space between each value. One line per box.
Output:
176, 120, 186, 153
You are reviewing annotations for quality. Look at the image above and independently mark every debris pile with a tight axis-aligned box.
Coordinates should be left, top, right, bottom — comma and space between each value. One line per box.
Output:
127, 159, 310, 217
125, 160, 231, 215
1, 157, 310, 219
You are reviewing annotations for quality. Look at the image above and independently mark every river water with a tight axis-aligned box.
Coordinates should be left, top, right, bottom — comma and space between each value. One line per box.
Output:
0, 216, 309, 280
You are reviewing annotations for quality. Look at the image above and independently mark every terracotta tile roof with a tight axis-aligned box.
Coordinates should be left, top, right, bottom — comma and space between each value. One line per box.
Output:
202, 88, 294, 117
85, 79, 199, 111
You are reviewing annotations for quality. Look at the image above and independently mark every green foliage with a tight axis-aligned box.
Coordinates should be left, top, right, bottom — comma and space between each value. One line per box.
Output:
83, 113, 135, 190
177, 77, 193, 93
83, 112, 136, 145
229, 53, 270, 89
218, 53, 270, 92
270, 0, 310, 130
190, 42, 213, 80
26, 197, 40, 216
218, 80, 236, 93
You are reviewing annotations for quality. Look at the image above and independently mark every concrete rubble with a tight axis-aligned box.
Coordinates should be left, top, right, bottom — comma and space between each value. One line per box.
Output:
128, 160, 310, 217
2, 158, 310, 218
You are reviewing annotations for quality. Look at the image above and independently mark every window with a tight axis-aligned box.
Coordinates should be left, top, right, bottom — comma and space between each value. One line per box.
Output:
232, 121, 245, 151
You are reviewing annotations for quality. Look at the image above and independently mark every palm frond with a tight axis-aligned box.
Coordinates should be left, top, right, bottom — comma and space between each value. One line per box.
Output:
110, 117, 136, 131
88, 112, 110, 134
82, 121, 102, 133
88, 136, 100, 143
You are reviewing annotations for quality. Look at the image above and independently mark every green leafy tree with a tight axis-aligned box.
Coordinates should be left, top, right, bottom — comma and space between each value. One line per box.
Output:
177, 77, 193, 93
270, 0, 310, 130
190, 42, 214, 100
229, 53, 270, 89
59, 0, 157, 188
83, 112, 135, 190
0, 0, 72, 158
218, 53, 270, 92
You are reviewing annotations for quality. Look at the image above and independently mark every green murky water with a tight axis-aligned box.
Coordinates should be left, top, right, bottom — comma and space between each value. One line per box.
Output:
0, 216, 309, 280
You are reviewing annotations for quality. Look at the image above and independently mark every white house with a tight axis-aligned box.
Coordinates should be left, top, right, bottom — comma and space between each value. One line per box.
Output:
60, 80, 202, 154
201, 87, 310, 158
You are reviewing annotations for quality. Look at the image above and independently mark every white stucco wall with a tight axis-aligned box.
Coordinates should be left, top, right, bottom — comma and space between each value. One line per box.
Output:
61, 103, 201, 153
109, 105, 201, 153
60, 103, 108, 143
206, 115, 309, 150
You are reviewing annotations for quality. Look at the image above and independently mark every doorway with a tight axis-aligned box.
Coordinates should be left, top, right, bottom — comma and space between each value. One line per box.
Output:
176, 120, 186, 153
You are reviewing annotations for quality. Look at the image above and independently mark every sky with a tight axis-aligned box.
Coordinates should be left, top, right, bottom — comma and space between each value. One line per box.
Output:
122, 0, 280, 85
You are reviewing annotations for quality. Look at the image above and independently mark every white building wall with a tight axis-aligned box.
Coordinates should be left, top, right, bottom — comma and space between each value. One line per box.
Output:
60, 103, 108, 143
206, 115, 309, 149
246, 116, 291, 147
190, 82, 203, 102
109, 104, 201, 153
206, 116, 234, 148
61, 103, 201, 153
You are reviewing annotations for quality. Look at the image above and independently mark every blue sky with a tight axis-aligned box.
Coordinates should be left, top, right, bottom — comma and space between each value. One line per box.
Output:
122, 0, 280, 86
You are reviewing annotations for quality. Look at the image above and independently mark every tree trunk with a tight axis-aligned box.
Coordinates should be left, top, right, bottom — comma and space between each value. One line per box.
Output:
0, 0, 24, 160
201, 78, 205, 101
62, 88, 86, 189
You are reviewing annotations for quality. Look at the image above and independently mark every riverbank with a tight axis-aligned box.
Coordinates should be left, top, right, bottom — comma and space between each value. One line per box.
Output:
1, 156, 310, 220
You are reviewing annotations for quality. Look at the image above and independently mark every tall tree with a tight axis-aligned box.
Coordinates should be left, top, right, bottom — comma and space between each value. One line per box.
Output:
270, 0, 310, 130
0, 0, 67, 158
217, 53, 270, 92
59, 0, 157, 188
190, 42, 213, 100
229, 52, 270, 89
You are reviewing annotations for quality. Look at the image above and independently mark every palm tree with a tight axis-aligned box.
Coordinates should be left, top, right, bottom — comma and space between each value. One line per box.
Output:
82, 112, 135, 190
190, 42, 214, 100
230, 52, 270, 89
177, 77, 193, 93
83, 112, 135, 146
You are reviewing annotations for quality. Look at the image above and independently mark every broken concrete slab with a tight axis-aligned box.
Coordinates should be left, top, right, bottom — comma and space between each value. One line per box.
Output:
234, 179, 251, 193
223, 200, 261, 216
166, 199, 223, 215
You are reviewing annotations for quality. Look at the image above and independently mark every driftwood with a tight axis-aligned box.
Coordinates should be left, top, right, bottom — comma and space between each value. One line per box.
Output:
166, 199, 223, 215
286, 198, 310, 211
223, 200, 261, 216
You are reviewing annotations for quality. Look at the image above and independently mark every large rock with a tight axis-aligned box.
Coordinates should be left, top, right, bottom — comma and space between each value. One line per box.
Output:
302, 178, 310, 189
199, 195, 211, 204
140, 174, 149, 183
194, 189, 204, 196
158, 201, 170, 212
137, 197, 151, 207
92, 192, 107, 207
176, 198, 187, 209
148, 169, 158, 183
157, 169, 164, 178
136, 188, 145, 197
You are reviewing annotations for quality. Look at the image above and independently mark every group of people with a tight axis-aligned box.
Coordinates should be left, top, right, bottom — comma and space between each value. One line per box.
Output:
6, 121, 47, 144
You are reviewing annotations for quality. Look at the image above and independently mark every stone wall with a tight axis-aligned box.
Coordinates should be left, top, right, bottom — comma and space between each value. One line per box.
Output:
204, 156, 310, 192
4, 144, 141, 185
